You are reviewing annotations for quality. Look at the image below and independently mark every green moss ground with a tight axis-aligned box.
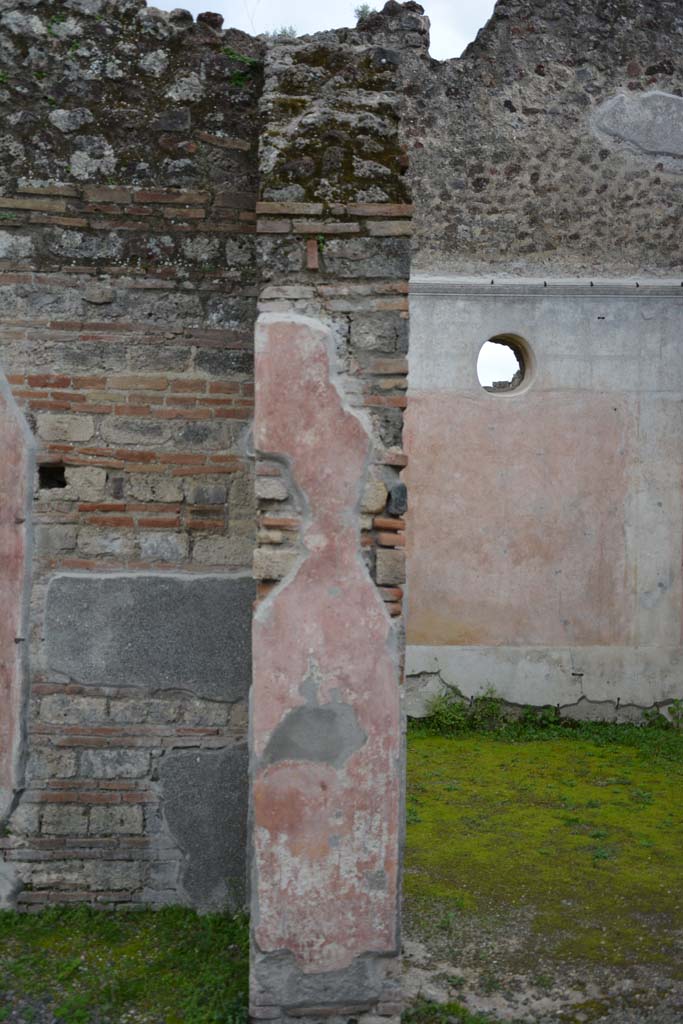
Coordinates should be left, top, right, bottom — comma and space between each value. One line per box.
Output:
405, 727, 683, 968
0, 906, 249, 1023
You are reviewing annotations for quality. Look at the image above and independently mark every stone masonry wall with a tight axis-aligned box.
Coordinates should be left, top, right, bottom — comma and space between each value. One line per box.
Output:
0, 0, 261, 911
0, 0, 422, 917
398, 0, 683, 276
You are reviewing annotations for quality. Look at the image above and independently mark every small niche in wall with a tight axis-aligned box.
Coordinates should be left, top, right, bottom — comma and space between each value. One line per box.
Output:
477, 334, 529, 393
38, 463, 67, 489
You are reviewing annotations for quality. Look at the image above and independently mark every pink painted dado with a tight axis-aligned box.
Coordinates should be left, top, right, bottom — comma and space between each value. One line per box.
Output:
0, 373, 32, 820
407, 390, 636, 647
250, 314, 402, 1015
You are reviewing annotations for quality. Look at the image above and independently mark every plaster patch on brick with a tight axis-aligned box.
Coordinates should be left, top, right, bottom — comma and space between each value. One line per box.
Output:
262, 699, 367, 769
0, 367, 34, 825
157, 744, 248, 913
45, 572, 254, 700
593, 91, 683, 165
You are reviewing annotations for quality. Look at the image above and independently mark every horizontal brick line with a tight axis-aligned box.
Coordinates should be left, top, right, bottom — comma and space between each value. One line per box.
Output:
24, 791, 154, 806
16, 892, 140, 904
255, 202, 412, 217
45, 780, 140, 790
31, 725, 223, 737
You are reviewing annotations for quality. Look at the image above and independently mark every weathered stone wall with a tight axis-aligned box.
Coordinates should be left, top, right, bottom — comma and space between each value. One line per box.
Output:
399, 0, 683, 276
0, 0, 418, 917
0, 0, 261, 910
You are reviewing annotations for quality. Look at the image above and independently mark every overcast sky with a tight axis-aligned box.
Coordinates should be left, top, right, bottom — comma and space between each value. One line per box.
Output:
152, 0, 496, 60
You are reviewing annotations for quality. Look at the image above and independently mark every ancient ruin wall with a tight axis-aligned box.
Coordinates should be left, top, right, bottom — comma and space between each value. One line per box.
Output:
400, 0, 683, 719
0, 0, 261, 911
0, 0, 422, 917
400, 0, 683, 276
1, 0, 681, 911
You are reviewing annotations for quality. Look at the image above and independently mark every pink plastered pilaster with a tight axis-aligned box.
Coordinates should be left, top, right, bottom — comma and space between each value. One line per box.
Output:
0, 372, 33, 820
250, 314, 402, 1010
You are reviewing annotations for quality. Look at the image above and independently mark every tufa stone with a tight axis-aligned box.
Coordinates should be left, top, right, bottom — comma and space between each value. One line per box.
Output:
197, 11, 223, 30
387, 482, 407, 516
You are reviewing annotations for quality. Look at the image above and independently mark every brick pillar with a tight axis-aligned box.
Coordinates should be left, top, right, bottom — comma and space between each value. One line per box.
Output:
249, 8, 418, 1022
0, 371, 33, 823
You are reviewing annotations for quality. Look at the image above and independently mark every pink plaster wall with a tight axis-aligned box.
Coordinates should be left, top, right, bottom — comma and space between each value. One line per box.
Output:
405, 391, 637, 647
252, 315, 401, 975
0, 378, 31, 816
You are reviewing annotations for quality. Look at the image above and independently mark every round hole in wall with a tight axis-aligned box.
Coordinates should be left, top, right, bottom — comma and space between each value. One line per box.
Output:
476, 334, 529, 393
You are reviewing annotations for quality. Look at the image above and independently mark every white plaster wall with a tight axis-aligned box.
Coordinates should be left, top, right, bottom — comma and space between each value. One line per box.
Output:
405, 278, 683, 716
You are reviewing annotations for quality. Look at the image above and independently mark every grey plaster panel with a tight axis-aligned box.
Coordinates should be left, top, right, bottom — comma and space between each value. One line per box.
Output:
262, 703, 367, 769
251, 949, 392, 1009
406, 644, 683, 709
408, 285, 683, 394
593, 91, 683, 159
160, 744, 247, 912
45, 573, 254, 700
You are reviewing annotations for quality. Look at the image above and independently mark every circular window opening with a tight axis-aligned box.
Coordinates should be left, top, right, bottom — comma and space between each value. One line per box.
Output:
476, 335, 527, 393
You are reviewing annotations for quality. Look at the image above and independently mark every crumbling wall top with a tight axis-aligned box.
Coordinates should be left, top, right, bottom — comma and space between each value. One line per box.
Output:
402, 0, 683, 276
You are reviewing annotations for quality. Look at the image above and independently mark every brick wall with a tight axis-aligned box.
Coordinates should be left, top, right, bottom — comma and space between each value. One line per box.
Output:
0, 0, 261, 910
0, 0, 424, 918
1, 0, 678, 916
252, 16, 425, 608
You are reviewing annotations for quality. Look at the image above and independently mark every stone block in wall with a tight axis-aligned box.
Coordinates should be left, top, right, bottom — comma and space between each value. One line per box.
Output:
8, 803, 41, 837
57, 467, 107, 503
252, 546, 298, 581
89, 805, 144, 836
36, 413, 95, 442
350, 311, 409, 354
138, 532, 189, 563
79, 749, 150, 780
41, 805, 88, 837
34, 525, 78, 557
76, 528, 136, 559
29, 860, 144, 893
45, 574, 254, 701
362, 480, 389, 514
254, 477, 288, 501
376, 547, 406, 585
38, 695, 107, 725
192, 532, 254, 566
127, 476, 185, 503
25, 748, 78, 782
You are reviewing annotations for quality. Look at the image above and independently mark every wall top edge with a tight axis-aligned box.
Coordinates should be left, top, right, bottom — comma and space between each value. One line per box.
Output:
410, 275, 683, 297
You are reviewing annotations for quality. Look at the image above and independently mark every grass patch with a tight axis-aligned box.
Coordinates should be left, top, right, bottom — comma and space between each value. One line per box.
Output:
412, 689, 683, 757
405, 713, 683, 968
0, 905, 249, 1023
404, 997, 502, 1024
